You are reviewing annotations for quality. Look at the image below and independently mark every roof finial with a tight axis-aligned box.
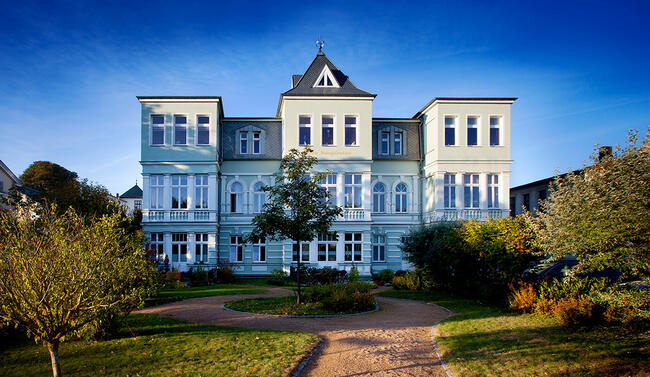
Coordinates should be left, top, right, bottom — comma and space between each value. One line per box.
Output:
316, 35, 325, 53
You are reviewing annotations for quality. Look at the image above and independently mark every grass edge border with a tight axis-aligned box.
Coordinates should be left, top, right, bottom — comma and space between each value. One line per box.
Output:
428, 302, 455, 377
289, 339, 323, 377
222, 302, 380, 318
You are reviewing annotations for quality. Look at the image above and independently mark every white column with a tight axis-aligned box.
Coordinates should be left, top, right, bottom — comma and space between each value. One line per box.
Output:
164, 232, 172, 264
480, 173, 489, 210
362, 172, 371, 219
142, 174, 150, 217
163, 174, 171, 221
501, 171, 510, 213
411, 175, 418, 214
458, 173, 465, 210
336, 173, 344, 209
209, 173, 217, 221
187, 174, 195, 211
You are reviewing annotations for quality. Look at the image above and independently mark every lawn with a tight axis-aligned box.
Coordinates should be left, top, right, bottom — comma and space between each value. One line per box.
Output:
0, 314, 318, 377
236, 278, 297, 288
379, 289, 650, 377
146, 284, 266, 306
225, 295, 375, 316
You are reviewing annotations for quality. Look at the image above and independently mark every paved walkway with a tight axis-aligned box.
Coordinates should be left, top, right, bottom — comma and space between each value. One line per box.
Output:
138, 287, 451, 377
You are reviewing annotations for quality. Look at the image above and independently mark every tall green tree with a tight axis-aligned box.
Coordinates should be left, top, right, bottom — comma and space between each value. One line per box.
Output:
0, 204, 158, 377
533, 129, 650, 280
245, 146, 342, 303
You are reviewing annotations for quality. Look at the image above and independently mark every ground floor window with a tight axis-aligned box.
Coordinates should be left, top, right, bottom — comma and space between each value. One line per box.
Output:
344, 232, 362, 262
292, 242, 310, 262
253, 238, 266, 262
171, 233, 188, 263
372, 234, 385, 262
149, 233, 164, 261
317, 233, 337, 261
230, 236, 243, 262
195, 233, 209, 263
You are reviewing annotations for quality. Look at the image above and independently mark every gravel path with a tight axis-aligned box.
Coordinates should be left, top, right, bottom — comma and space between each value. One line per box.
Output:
138, 287, 451, 377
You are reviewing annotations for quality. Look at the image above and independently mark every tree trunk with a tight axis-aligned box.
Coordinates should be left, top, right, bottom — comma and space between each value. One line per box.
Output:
295, 240, 301, 304
47, 341, 62, 377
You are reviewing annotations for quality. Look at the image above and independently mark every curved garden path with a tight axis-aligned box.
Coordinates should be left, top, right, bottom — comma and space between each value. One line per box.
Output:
138, 287, 451, 377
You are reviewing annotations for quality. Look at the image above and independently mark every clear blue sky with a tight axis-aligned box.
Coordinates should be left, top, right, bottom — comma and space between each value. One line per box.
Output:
1, 0, 648, 195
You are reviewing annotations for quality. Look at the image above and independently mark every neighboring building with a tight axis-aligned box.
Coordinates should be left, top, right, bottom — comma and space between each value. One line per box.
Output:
138, 47, 516, 276
119, 183, 143, 214
0, 160, 23, 199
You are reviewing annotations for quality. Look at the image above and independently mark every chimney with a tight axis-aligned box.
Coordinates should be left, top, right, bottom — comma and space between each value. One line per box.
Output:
598, 146, 612, 162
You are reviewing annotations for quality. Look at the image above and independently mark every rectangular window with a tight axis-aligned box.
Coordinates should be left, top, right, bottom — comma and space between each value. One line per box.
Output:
150, 175, 164, 209
321, 115, 334, 146
174, 115, 187, 145
463, 174, 480, 208
230, 236, 243, 262
317, 233, 337, 261
318, 174, 337, 204
510, 197, 516, 217
344, 232, 362, 262
490, 116, 501, 146
253, 238, 266, 262
487, 174, 499, 208
195, 175, 208, 209
380, 132, 390, 155
134, 200, 142, 210
445, 116, 456, 146
151, 115, 165, 145
394, 132, 403, 155
252, 132, 261, 154
372, 234, 385, 262
299, 116, 311, 145
197, 115, 210, 145
195, 233, 209, 263
293, 242, 310, 262
149, 233, 164, 261
172, 233, 188, 263
523, 193, 530, 211
171, 175, 188, 209
345, 116, 357, 146
444, 174, 456, 208
344, 174, 362, 208
467, 117, 478, 146
240, 131, 248, 154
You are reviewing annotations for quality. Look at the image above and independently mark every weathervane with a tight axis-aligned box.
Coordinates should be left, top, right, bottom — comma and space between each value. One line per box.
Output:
316, 35, 325, 52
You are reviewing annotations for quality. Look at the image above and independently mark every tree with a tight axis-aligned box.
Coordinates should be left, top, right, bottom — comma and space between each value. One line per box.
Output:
245, 146, 342, 303
0, 204, 158, 377
533, 129, 650, 280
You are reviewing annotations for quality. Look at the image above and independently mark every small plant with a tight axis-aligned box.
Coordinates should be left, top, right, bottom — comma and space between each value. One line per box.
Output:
218, 267, 235, 283
552, 298, 604, 327
392, 271, 421, 290
165, 270, 187, 288
376, 269, 394, 285
191, 265, 209, 286
508, 282, 537, 313
348, 265, 360, 283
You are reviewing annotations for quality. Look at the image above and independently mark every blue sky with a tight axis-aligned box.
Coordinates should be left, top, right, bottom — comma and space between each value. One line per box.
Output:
1, 0, 648, 195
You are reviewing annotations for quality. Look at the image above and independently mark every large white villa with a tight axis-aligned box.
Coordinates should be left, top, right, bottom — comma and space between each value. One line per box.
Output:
138, 47, 516, 276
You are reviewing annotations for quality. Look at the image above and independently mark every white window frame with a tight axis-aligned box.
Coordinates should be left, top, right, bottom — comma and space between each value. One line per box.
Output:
229, 236, 243, 263
195, 233, 209, 263
489, 116, 502, 146
463, 174, 480, 208
196, 115, 211, 145
229, 182, 243, 213
298, 114, 312, 146
150, 175, 164, 209
253, 237, 266, 263
394, 132, 403, 155
171, 233, 188, 263
321, 114, 335, 146
395, 182, 408, 213
344, 174, 362, 209
171, 175, 188, 209
488, 174, 499, 208
318, 174, 337, 204
467, 116, 479, 146
195, 175, 209, 209
293, 242, 310, 262
444, 174, 456, 209
344, 232, 362, 262
150, 114, 165, 146
372, 182, 386, 213
317, 233, 337, 262
313, 65, 340, 88
174, 114, 188, 145
344, 115, 358, 146
149, 232, 165, 261
372, 234, 385, 262
380, 132, 390, 155
252, 182, 265, 213
252, 131, 261, 154
444, 116, 457, 146
134, 199, 142, 210
239, 131, 249, 154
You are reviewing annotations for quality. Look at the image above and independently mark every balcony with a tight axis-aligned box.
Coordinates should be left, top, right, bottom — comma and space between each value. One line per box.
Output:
143, 210, 216, 222
339, 208, 371, 221
434, 209, 509, 221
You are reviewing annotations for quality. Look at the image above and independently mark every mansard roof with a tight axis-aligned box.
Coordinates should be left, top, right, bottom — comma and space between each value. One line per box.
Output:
283, 51, 375, 98
120, 184, 142, 198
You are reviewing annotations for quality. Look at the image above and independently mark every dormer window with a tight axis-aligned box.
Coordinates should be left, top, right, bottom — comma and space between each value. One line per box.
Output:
237, 125, 265, 154
313, 66, 339, 88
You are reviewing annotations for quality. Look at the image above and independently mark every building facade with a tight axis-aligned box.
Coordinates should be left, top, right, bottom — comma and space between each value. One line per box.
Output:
118, 183, 143, 214
139, 49, 516, 276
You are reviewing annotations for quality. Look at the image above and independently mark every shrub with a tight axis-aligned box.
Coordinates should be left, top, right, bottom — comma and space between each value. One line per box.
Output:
164, 270, 187, 288
218, 267, 235, 283
394, 270, 407, 277
392, 271, 421, 291
552, 298, 604, 327
348, 266, 360, 283
508, 283, 537, 313
376, 269, 394, 284
311, 267, 340, 285
303, 283, 375, 313
191, 266, 209, 286
271, 269, 288, 281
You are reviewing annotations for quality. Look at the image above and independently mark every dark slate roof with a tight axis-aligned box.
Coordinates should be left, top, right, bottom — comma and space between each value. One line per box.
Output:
291, 75, 303, 88
120, 184, 142, 198
372, 119, 422, 161
221, 119, 283, 160
282, 51, 375, 97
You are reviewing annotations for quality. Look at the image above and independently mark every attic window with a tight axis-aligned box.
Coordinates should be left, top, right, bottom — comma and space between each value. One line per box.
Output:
313, 66, 339, 88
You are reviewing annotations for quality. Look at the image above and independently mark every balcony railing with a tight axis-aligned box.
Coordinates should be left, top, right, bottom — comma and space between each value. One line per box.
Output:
340, 208, 371, 221
144, 210, 216, 222
434, 209, 509, 221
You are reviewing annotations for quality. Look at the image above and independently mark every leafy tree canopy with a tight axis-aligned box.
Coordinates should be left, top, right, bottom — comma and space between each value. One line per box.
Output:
533, 129, 650, 280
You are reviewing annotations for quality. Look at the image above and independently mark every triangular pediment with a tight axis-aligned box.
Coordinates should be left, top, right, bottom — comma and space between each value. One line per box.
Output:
313, 65, 340, 88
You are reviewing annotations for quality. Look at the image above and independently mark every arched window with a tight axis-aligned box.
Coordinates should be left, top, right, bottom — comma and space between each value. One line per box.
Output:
372, 183, 385, 213
253, 182, 265, 213
230, 183, 243, 213
395, 183, 407, 213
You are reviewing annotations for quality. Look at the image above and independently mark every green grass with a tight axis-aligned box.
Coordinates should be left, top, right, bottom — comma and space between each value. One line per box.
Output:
236, 278, 297, 288
225, 295, 374, 316
147, 284, 266, 306
0, 314, 318, 377
379, 289, 650, 377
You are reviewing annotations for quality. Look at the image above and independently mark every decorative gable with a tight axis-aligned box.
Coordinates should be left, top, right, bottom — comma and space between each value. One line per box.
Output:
313, 65, 340, 88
